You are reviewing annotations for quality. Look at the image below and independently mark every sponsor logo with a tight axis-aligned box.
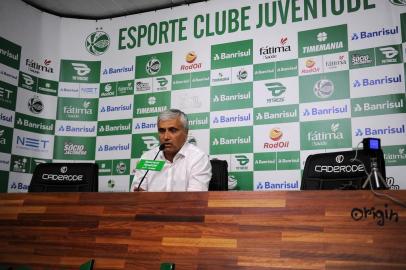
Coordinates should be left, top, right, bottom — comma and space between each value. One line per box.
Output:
12, 157, 29, 173
264, 128, 289, 149
213, 113, 251, 124
60, 166, 68, 173
265, 82, 286, 103
100, 104, 132, 113
134, 122, 156, 130
142, 136, 159, 149
156, 77, 168, 88
325, 55, 347, 69
21, 73, 34, 88
314, 79, 334, 98
384, 148, 406, 166
16, 136, 50, 150
301, 59, 320, 74
213, 48, 251, 61
0, 68, 18, 81
9, 182, 29, 191
259, 37, 291, 60
353, 99, 404, 113
58, 124, 95, 133
353, 75, 402, 87
256, 180, 299, 190
72, 63, 91, 76
236, 68, 248, 81
80, 86, 97, 94
64, 101, 93, 116
302, 32, 344, 54
180, 51, 202, 71
0, 130, 6, 145
351, 26, 399, 40
188, 116, 208, 127
336, 155, 344, 163
146, 58, 161, 75
315, 164, 364, 173
102, 83, 114, 96
235, 155, 249, 166
351, 53, 373, 66
386, 176, 400, 190
85, 31, 110, 56
27, 95, 43, 114
307, 123, 343, 146
98, 143, 130, 152
303, 104, 348, 116
213, 92, 251, 102
212, 136, 251, 146
16, 117, 53, 132
99, 123, 131, 133
108, 179, 115, 188
0, 112, 13, 123
136, 81, 151, 91
212, 72, 230, 83
389, 0, 406, 6
355, 124, 405, 136
102, 65, 133, 75
136, 105, 167, 115
187, 135, 197, 145
63, 142, 88, 156
351, 204, 399, 226
378, 47, 399, 64
255, 109, 297, 121
25, 58, 54, 74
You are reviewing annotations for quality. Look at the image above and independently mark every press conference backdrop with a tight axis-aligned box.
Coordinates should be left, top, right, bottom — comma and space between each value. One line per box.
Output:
0, 0, 405, 193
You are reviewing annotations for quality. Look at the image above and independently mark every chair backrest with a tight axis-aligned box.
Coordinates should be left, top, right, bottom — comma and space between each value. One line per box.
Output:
29, 163, 98, 192
209, 159, 228, 191
301, 149, 386, 190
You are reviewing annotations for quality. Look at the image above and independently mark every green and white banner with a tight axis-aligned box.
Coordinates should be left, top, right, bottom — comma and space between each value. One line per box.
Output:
1, 0, 406, 192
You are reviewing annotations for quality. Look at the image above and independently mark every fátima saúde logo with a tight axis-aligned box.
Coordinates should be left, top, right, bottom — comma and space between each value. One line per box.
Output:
85, 31, 110, 56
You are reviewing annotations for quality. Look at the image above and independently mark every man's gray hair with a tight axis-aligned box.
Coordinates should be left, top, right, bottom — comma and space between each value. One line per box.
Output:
158, 109, 189, 131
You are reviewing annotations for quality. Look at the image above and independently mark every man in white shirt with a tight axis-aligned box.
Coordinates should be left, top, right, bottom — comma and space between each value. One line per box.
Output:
131, 109, 212, 192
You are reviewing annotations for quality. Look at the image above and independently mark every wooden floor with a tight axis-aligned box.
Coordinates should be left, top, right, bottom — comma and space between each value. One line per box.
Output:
0, 190, 406, 269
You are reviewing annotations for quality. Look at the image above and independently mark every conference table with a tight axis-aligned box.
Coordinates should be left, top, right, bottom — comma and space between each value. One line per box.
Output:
0, 190, 405, 269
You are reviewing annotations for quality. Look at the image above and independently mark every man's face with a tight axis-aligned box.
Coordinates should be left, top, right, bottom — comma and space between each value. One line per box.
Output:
158, 117, 188, 158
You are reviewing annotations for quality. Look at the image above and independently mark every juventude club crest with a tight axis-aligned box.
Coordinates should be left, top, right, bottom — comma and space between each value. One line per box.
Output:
85, 31, 110, 56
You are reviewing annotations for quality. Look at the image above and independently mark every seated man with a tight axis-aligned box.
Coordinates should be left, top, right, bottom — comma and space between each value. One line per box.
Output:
131, 109, 212, 191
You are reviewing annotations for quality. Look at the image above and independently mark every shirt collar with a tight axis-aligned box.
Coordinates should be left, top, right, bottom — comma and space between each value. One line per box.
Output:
158, 142, 189, 162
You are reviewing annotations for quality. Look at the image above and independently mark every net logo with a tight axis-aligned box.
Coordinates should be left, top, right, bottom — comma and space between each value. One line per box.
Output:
307, 123, 343, 147
256, 180, 299, 190
25, 58, 54, 74
28, 95, 43, 114
378, 47, 399, 64
98, 143, 130, 152
213, 49, 251, 61
259, 37, 291, 60
303, 104, 348, 117
180, 51, 202, 71
102, 65, 133, 75
264, 128, 289, 149
85, 31, 110, 56
355, 124, 405, 136
17, 136, 50, 149
100, 104, 132, 113
142, 136, 159, 149
63, 142, 87, 156
314, 79, 334, 98
301, 59, 320, 74
352, 74, 402, 87
265, 82, 286, 103
0, 85, 13, 100
351, 26, 399, 41
213, 113, 251, 124
146, 58, 161, 75
72, 63, 91, 76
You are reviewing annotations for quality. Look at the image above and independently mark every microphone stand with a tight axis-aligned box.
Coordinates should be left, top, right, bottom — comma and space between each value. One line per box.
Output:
136, 144, 165, 191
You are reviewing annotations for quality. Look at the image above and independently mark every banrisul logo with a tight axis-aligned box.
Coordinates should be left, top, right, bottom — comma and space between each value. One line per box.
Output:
211, 83, 252, 111
15, 112, 54, 135
211, 39, 253, 69
60, 60, 100, 83
352, 74, 402, 88
301, 119, 351, 150
210, 126, 252, 154
254, 105, 298, 125
259, 37, 291, 60
354, 124, 405, 137
352, 94, 406, 117
299, 24, 347, 57
57, 98, 98, 121
98, 119, 132, 136
351, 26, 399, 41
0, 36, 21, 69
85, 31, 110, 56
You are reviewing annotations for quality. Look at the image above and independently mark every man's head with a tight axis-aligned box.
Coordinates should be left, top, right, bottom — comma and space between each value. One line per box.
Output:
157, 109, 189, 161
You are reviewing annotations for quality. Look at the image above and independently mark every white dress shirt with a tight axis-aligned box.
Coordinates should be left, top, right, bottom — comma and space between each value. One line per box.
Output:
131, 142, 212, 192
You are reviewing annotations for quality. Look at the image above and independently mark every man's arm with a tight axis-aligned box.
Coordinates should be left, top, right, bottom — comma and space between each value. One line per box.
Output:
187, 153, 212, 191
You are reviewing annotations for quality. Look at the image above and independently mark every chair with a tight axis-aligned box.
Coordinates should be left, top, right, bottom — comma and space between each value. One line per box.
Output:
29, 163, 98, 192
301, 149, 386, 190
209, 159, 228, 191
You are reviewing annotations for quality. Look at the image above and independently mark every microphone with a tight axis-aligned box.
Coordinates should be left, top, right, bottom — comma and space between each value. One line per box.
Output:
136, 144, 165, 191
